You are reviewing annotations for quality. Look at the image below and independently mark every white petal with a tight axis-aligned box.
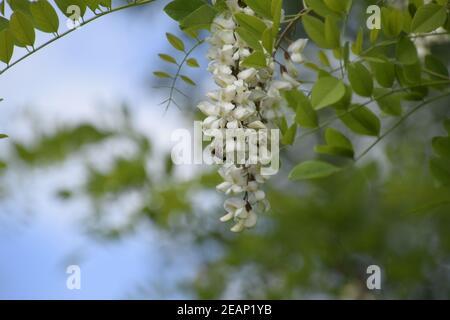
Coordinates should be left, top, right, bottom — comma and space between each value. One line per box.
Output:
224, 197, 245, 213
198, 101, 219, 116
288, 38, 308, 54
247, 121, 266, 129
230, 221, 245, 232
235, 207, 249, 219
244, 211, 258, 228
254, 190, 266, 201
238, 68, 257, 81
216, 181, 232, 193
220, 212, 234, 222
290, 53, 304, 64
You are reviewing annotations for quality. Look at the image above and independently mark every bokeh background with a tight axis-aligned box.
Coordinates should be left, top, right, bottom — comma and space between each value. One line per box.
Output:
0, 0, 449, 299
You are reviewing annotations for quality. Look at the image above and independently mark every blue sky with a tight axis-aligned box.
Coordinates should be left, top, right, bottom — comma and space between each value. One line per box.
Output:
0, 0, 207, 299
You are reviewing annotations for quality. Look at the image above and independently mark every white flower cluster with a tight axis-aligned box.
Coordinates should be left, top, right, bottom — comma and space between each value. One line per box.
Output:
197, 1, 308, 232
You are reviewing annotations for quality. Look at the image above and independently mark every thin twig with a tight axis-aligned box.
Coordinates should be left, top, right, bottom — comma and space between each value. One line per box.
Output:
0, 0, 154, 76
355, 92, 450, 161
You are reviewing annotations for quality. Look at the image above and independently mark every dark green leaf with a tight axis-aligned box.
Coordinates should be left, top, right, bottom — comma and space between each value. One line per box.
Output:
164, 0, 205, 21
339, 105, 381, 136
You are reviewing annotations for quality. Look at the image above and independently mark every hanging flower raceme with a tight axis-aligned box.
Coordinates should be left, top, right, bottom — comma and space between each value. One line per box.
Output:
196, 1, 295, 232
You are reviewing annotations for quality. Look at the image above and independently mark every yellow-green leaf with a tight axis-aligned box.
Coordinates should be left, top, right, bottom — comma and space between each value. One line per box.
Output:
311, 77, 346, 110
10, 11, 35, 47
166, 32, 185, 52
30, 0, 59, 33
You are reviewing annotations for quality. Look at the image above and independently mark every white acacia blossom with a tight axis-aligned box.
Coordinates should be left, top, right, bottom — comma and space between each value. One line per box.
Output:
197, 1, 305, 232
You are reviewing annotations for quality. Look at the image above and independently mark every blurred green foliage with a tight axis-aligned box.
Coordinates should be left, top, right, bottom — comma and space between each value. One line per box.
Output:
0, 0, 449, 300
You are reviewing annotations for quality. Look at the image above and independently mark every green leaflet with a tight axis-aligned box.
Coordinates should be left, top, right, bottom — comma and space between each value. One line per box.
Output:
0, 21, 14, 64
315, 128, 354, 159
180, 4, 217, 31
311, 77, 346, 110
396, 37, 419, 65
412, 3, 447, 33
347, 62, 373, 97
30, 0, 59, 34
283, 89, 318, 128
241, 51, 267, 68
303, 15, 330, 49
166, 33, 185, 52
339, 105, 381, 136
289, 160, 342, 181
164, 0, 205, 21
10, 11, 35, 47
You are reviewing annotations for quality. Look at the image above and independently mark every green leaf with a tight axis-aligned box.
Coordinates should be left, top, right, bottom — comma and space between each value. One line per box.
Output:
241, 50, 267, 68
370, 61, 396, 88
289, 160, 342, 180
30, 0, 59, 33
271, 0, 282, 37
373, 88, 403, 116
54, 0, 86, 18
158, 53, 177, 65
324, 0, 352, 13
166, 32, 185, 52
281, 124, 297, 145
332, 85, 353, 110
381, 7, 404, 37
325, 128, 353, 149
303, 15, 330, 49
351, 28, 363, 55
412, 3, 447, 33
430, 157, 450, 185
0, 17, 7, 30
234, 13, 266, 37
318, 50, 331, 67
311, 77, 346, 110
84, 0, 102, 12
347, 62, 373, 97
180, 4, 217, 31
396, 62, 423, 86
186, 58, 200, 68
305, 0, 339, 18
444, 119, 450, 135
7, 0, 31, 14
324, 15, 340, 49
396, 37, 418, 65
0, 28, 14, 64
262, 27, 274, 53
432, 136, 450, 159
236, 27, 263, 51
425, 55, 449, 90
244, 0, 272, 19
164, 0, 205, 22
315, 128, 354, 158
10, 11, 35, 47
153, 71, 172, 79
98, 0, 111, 9
339, 105, 381, 136
180, 74, 196, 86
0, 133, 8, 139
283, 89, 318, 128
